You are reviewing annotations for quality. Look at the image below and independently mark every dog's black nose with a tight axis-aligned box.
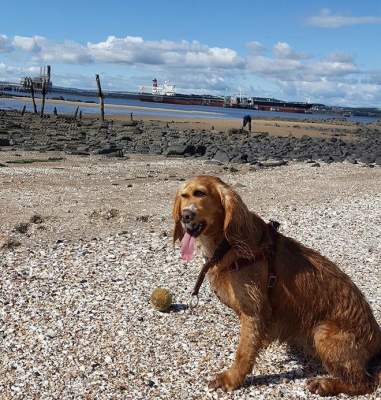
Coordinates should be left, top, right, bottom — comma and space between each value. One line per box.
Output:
181, 209, 195, 223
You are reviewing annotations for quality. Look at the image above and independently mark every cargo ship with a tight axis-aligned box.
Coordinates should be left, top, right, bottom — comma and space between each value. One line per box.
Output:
138, 79, 226, 107
0, 69, 313, 114
139, 79, 312, 112
228, 91, 312, 113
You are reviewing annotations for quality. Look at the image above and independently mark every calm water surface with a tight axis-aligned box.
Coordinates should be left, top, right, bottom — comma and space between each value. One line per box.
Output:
0, 91, 378, 124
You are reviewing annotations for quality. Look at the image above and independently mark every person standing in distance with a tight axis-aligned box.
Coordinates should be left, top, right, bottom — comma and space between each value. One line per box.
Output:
242, 114, 252, 132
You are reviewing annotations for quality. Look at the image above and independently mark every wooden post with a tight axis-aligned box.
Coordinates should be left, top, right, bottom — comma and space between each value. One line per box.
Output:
40, 65, 51, 118
79, 110, 82, 120
95, 74, 105, 122
53, 106, 58, 117
73, 106, 79, 120
29, 78, 38, 114
21, 105, 26, 116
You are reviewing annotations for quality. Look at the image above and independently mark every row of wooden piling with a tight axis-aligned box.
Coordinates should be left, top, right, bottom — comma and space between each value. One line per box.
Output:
22, 71, 105, 121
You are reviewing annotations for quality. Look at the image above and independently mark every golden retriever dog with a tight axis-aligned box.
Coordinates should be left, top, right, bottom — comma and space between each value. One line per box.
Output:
172, 175, 381, 396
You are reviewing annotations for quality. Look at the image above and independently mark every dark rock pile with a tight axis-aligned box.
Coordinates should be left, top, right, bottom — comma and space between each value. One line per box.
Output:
0, 110, 380, 166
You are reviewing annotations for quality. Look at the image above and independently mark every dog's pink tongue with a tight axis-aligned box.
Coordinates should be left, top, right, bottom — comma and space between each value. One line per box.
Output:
180, 232, 196, 261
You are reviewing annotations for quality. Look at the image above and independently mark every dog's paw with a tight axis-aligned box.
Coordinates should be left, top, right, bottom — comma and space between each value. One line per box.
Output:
307, 378, 339, 397
208, 371, 242, 392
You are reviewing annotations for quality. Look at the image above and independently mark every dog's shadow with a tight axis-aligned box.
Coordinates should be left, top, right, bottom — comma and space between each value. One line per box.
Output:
169, 303, 189, 312
244, 348, 325, 387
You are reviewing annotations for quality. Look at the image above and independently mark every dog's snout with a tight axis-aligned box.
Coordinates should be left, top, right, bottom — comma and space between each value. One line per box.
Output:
181, 209, 195, 223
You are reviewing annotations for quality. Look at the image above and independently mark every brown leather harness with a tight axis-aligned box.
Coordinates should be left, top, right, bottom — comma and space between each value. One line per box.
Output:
190, 220, 280, 308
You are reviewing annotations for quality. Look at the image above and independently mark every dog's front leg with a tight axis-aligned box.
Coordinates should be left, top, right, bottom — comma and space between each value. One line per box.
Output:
209, 314, 264, 391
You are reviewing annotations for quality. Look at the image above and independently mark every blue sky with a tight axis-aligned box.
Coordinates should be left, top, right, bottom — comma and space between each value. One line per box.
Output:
1, 1, 380, 107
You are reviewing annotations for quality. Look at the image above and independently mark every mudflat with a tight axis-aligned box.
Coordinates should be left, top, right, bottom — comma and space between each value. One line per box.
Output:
1, 95, 370, 138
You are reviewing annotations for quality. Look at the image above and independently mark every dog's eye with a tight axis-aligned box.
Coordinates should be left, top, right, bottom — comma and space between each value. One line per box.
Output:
193, 190, 206, 197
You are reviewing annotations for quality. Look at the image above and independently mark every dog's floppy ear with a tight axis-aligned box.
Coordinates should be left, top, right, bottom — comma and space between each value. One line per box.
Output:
172, 190, 184, 243
217, 183, 259, 257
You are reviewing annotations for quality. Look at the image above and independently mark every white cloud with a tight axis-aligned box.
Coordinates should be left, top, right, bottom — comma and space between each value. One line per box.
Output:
280, 79, 381, 107
6, 34, 243, 68
0, 34, 13, 52
273, 42, 309, 60
306, 8, 381, 28
13, 35, 91, 63
87, 35, 243, 68
248, 55, 303, 77
13, 35, 43, 52
40, 40, 91, 64
1, 33, 380, 107
0, 62, 41, 81
246, 41, 265, 55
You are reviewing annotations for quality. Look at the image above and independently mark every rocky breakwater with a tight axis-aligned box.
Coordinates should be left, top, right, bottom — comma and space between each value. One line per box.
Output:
0, 110, 380, 166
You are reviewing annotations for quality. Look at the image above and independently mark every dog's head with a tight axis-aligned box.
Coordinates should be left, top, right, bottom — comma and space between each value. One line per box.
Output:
173, 175, 257, 259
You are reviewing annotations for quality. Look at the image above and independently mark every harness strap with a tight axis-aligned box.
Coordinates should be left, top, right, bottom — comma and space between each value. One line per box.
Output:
191, 220, 280, 299
266, 219, 280, 288
191, 238, 231, 297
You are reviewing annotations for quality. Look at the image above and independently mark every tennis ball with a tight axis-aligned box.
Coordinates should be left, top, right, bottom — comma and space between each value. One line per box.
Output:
150, 288, 173, 312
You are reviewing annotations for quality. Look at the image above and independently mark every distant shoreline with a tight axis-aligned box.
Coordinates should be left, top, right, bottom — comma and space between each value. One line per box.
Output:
0, 94, 368, 139
1, 95, 221, 116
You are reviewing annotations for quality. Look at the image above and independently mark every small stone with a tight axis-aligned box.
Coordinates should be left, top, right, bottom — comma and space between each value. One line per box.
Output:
136, 215, 149, 222
46, 329, 56, 339
0, 234, 21, 250
30, 214, 44, 224
14, 222, 29, 234
105, 209, 119, 219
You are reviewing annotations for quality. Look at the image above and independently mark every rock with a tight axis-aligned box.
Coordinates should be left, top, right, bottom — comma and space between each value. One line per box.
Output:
30, 214, 44, 224
359, 154, 376, 164
205, 159, 223, 165
0, 138, 10, 146
14, 222, 29, 234
2, 109, 380, 167
46, 329, 56, 339
194, 145, 206, 156
121, 121, 138, 127
213, 150, 230, 163
0, 234, 21, 250
149, 144, 163, 155
260, 160, 288, 168
96, 146, 120, 155
105, 209, 119, 219
231, 153, 247, 163
136, 215, 149, 222
165, 144, 188, 156
104, 150, 124, 158
321, 156, 334, 163
228, 128, 242, 135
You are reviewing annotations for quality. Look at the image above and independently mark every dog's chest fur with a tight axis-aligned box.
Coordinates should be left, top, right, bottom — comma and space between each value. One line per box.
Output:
207, 268, 234, 309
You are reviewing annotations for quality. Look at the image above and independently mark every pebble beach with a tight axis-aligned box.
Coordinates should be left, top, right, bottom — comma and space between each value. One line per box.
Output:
0, 150, 380, 399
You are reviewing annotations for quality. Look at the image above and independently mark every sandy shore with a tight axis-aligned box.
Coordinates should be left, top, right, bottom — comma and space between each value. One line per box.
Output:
2, 95, 361, 139
0, 152, 380, 399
